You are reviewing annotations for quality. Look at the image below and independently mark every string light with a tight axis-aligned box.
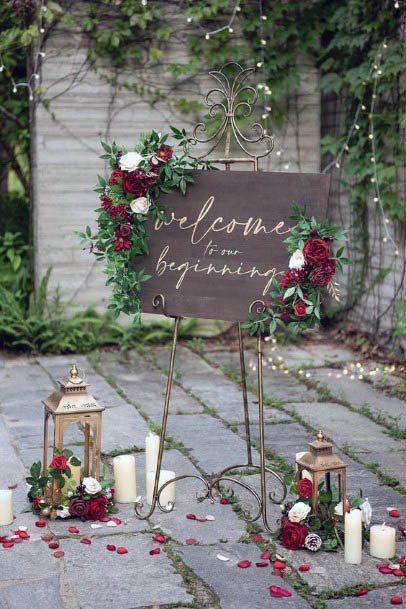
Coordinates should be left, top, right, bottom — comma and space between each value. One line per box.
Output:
201, 0, 241, 39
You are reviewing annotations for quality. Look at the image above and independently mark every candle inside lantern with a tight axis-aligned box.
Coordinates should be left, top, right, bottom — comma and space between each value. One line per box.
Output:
145, 433, 160, 476
369, 522, 396, 559
344, 508, 362, 564
146, 470, 176, 506
113, 455, 137, 503
295, 452, 312, 480
0, 489, 13, 526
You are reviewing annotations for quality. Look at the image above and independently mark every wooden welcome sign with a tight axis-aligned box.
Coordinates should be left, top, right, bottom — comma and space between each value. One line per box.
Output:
137, 170, 331, 321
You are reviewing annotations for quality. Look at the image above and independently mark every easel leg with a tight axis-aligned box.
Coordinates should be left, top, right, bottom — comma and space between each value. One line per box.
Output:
257, 331, 272, 532
135, 316, 181, 518
238, 323, 252, 466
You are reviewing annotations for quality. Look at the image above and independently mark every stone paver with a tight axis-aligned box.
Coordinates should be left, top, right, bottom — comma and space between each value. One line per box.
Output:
0, 578, 70, 609
325, 585, 406, 608
62, 533, 192, 609
175, 544, 312, 608
309, 367, 406, 427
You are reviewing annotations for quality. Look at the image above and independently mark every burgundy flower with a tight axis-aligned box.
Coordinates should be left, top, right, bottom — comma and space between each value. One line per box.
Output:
297, 478, 313, 498
109, 204, 128, 219
309, 259, 336, 287
280, 309, 290, 323
279, 271, 291, 288
101, 197, 112, 211
122, 168, 150, 197
68, 497, 89, 519
115, 223, 132, 238
303, 238, 330, 266
293, 300, 307, 317
33, 497, 41, 510
149, 144, 173, 169
276, 295, 285, 303
86, 496, 107, 521
281, 521, 308, 550
114, 237, 132, 251
109, 169, 124, 185
50, 454, 67, 471
290, 268, 307, 284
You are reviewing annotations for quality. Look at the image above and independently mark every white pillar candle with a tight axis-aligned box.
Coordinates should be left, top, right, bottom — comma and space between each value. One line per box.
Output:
113, 455, 137, 503
0, 490, 13, 526
369, 523, 396, 559
295, 452, 312, 480
146, 470, 176, 506
145, 433, 160, 476
345, 509, 362, 564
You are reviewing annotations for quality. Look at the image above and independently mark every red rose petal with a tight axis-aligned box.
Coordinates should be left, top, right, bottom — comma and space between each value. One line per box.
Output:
398, 525, 406, 536
53, 550, 65, 558
274, 560, 286, 570
106, 544, 116, 551
389, 509, 400, 518
260, 552, 272, 560
196, 518, 207, 522
48, 542, 59, 550
68, 527, 79, 534
186, 514, 197, 520
7, 484, 18, 490
237, 560, 251, 569
376, 562, 388, 569
355, 588, 368, 596
41, 534, 54, 543
270, 585, 292, 598
153, 534, 165, 543
185, 538, 197, 545
100, 517, 110, 522
2, 542, 14, 548
272, 568, 283, 577
117, 547, 128, 555
12, 538, 23, 544
220, 498, 229, 505
379, 566, 393, 574
35, 520, 46, 528
80, 538, 91, 545
149, 547, 160, 555
0, 537, 7, 543
393, 569, 404, 576
299, 564, 310, 572
390, 597, 403, 605
256, 562, 268, 567
17, 531, 30, 539
111, 518, 122, 525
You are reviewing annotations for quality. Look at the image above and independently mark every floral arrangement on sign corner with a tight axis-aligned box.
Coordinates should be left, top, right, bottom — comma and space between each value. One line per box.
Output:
78, 127, 212, 322
26, 449, 117, 520
243, 205, 351, 336
277, 474, 372, 552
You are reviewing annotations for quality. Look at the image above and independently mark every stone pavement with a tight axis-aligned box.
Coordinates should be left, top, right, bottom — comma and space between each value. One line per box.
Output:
0, 337, 405, 609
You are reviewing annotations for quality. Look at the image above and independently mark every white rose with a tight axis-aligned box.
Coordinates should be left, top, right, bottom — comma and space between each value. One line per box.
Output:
82, 476, 101, 495
360, 498, 372, 526
289, 249, 305, 270
119, 151, 143, 172
56, 506, 71, 519
288, 501, 311, 523
130, 196, 150, 215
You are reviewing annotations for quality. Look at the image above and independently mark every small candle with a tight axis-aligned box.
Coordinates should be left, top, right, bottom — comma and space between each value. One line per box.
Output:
345, 509, 362, 564
0, 490, 13, 526
295, 452, 312, 480
113, 455, 137, 503
146, 470, 176, 506
145, 433, 160, 476
369, 522, 396, 559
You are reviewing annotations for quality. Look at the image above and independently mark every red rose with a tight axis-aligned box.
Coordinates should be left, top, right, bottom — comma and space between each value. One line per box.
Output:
281, 522, 308, 550
115, 223, 132, 238
114, 237, 132, 251
279, 271, 291, 288
109, 204, 128, 219
101, 197, 112, 211
303, 238, 330, 266
122, 168, 150, 197
33, 496, 41, 510
309, 259, 336, 287
68, 497, 89, 519
86, 496, 107, 521
149, 144, 173, 169
50, 454, 67, 471
293, 300, 307, 317
297, 479, 313, 498
109, 169, 124, 185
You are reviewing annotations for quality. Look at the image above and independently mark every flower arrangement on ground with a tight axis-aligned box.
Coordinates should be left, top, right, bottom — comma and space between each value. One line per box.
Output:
244, 205, 351, 335
278, 474, 371, 552
26, 449, 116, 520
78, 128, 211, 323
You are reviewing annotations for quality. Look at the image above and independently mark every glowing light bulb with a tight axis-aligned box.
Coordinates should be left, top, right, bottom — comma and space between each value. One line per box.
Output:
0, 65, 4, 72
205, 33, 210, 40
284, 163, 290, 170
34, 73, 40, 79
370, 177, 375, 183
355, 124, 360, 130
256, 61, 263, 68
42, 4, 47, 11
262, 113, 268, 120
368, 134, 374, 139
29, 94, 34, 101
141, 0, 147, 5
371, 156, 375, 162
265, 105, 271, 112
395, 249, 399, 256
261, 39, 267, 45
13, 85, 17, 93
385, 218, 390, 224
228, 27, 234, 33
261, 15, 267, 20
276, 150, 281, 156
186, 16, 192, 23
361, 104, 366, 110
257, 83, 264, 89
373, 197, 379, 202
394, 1, 399, 8
236, 4, 241, 11
40, 27, 45, 33
335, 162, 340, 168
344, 144, 349, 151
383, 43, 388, 48
383, 237, 388, 243
39, 51, 46, 57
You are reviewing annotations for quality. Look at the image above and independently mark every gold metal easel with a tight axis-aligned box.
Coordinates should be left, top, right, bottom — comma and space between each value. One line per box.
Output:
134, 63, 287, 531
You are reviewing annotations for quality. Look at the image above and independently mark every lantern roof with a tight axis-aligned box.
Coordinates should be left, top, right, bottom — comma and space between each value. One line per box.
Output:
42, 365, 104, 414
296, 430, 347, 473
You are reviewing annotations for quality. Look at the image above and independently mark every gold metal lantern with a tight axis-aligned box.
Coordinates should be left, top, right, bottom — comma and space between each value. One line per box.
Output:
42, 364, 104, 505
296, 430, 347, 512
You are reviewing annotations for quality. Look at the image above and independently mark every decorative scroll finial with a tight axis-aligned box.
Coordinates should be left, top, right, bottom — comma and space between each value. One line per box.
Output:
191, 62, 274, 160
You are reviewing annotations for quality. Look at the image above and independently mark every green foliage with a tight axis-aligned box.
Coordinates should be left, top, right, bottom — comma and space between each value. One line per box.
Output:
0, 231, 31, 300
